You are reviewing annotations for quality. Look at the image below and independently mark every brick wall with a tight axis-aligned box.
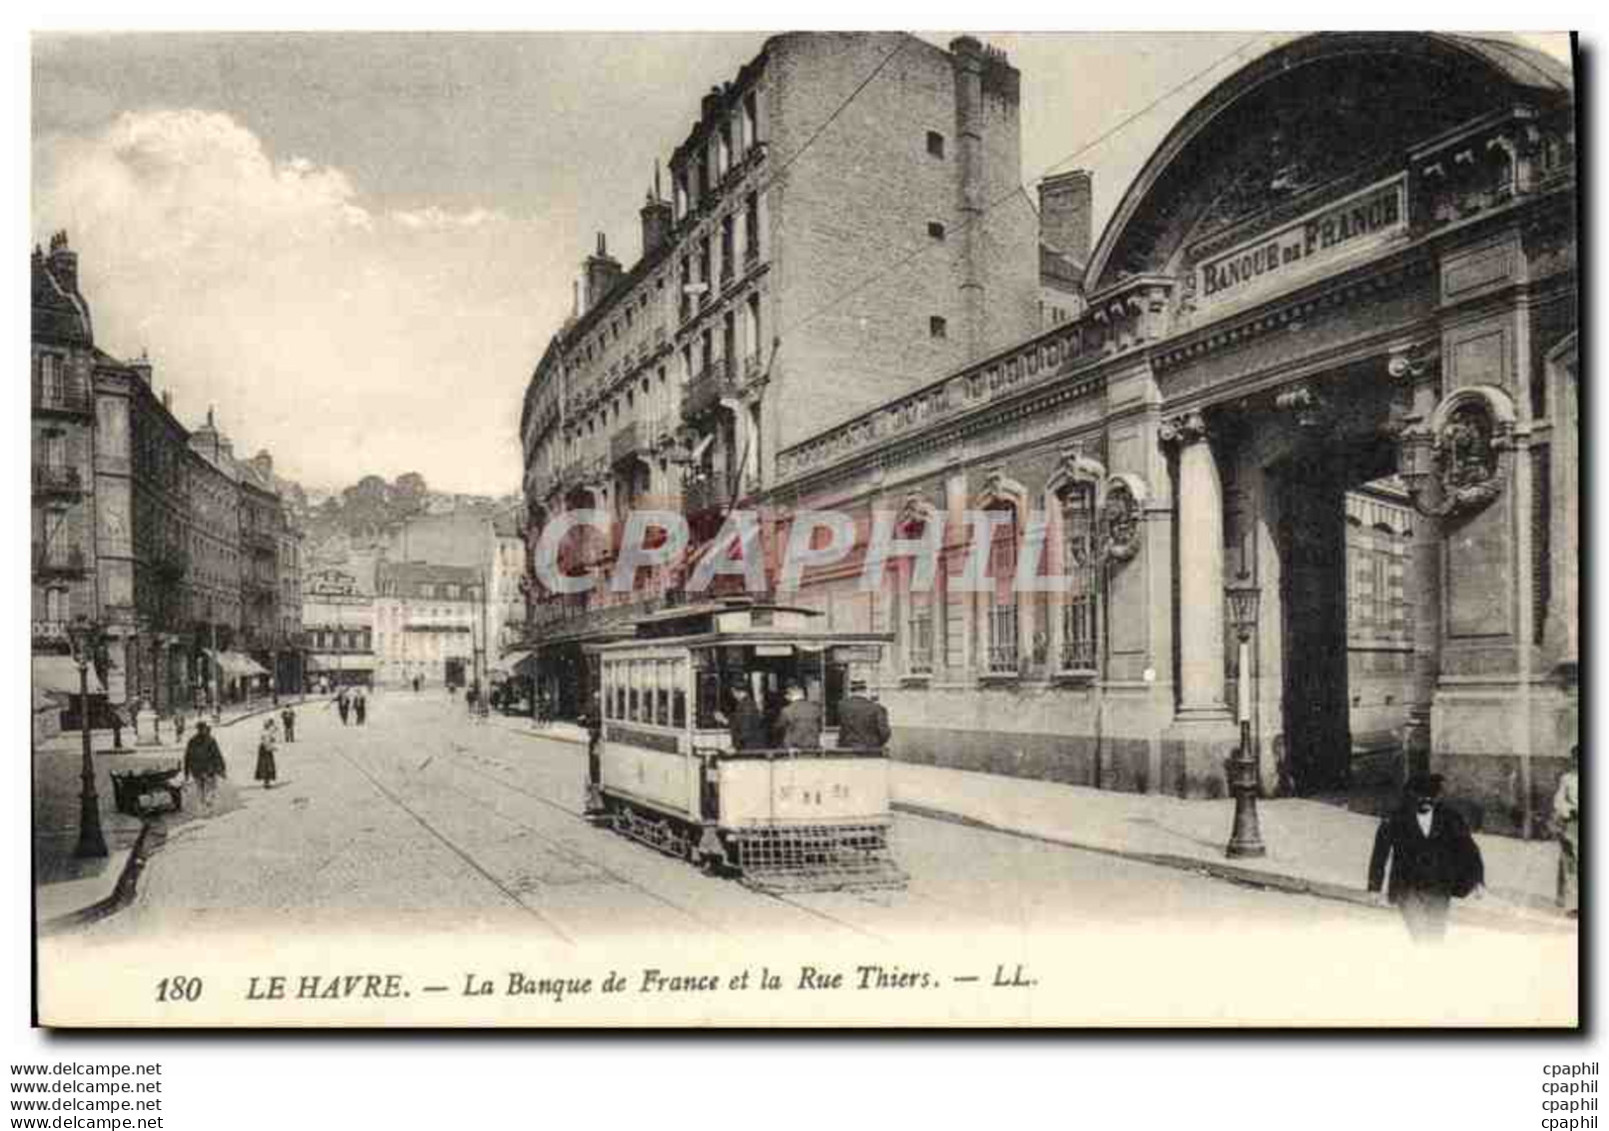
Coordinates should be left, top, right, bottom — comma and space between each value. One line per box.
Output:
767, 33, 1039, 459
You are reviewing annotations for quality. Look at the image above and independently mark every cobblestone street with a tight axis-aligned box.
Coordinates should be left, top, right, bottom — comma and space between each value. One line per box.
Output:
40, 690, 1576, 1026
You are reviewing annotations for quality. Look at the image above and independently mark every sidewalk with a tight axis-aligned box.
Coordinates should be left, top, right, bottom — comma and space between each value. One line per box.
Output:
493, 718, 1571, 932
892, 762, 1574, 933
33, 695, 334, 929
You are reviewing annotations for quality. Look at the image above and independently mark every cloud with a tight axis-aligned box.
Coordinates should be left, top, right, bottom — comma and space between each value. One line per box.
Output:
33, 109, 571, 494
389, 205, 503, 231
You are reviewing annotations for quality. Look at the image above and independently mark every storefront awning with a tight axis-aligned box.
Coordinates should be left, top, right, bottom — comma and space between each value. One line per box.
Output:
491, 650, 532, 674
32, 655, 104, 696
204, 650, 270, 679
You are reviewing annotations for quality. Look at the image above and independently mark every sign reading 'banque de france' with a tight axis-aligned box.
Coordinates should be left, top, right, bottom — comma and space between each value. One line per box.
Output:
1193, 175, 1408, 310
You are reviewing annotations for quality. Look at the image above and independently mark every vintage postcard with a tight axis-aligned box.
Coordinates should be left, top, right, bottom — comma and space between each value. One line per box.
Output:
30, 30, 1578, 1028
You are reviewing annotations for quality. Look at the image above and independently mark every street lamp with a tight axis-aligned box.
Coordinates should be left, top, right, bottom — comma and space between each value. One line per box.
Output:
1224, 575, 1266, 859
65, 616, 108, 859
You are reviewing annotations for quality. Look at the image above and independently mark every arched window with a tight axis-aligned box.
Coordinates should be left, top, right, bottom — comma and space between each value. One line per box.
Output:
985, 502, 1019, 674
1059, 479, 1100, 672
897, 509, 937, 675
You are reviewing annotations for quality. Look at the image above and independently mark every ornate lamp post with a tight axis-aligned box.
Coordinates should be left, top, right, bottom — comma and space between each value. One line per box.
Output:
66, 616, 108, 859
1224, 576, 1266, 859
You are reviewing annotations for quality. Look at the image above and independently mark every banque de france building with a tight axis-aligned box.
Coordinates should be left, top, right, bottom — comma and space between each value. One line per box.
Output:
768, 32, 1577, 835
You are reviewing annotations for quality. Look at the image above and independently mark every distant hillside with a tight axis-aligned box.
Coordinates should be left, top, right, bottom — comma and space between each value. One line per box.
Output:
297, 472, 519, 565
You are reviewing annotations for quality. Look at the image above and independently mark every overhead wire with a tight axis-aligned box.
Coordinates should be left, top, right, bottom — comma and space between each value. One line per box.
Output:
774, 33, 1277, 340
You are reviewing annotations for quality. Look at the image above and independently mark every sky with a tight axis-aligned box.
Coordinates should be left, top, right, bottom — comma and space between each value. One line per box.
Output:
30, 31, 1571, 496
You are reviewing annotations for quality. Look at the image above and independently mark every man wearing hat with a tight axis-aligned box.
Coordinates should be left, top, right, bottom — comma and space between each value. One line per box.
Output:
837, 679, 891, 753
726, 684, 769, 751
1367, 772, 1485, 943
773, 682, 823, 750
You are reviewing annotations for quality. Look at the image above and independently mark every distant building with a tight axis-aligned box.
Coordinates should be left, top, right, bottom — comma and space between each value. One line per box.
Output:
373, 561, 484, 688
302, 567, 374, 689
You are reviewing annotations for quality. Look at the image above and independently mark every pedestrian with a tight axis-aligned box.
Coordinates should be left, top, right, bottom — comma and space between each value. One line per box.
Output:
726, 684, 769, 751
580, 697, 605, 817
183, 720, 227, 808
337, 688, 350, 726
255, 717, 279, 789
281, 703, 296, 744
354, 688, 367, 726
173, 708, 187, 746
1367, 772, 1485, 943
1553, 745, 1580, 918
773, 682, 822, 750
836, 679, 891, 752
110, 705, 125, 751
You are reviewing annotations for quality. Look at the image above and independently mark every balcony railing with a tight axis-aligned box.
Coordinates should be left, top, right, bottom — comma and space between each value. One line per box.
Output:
684, 475, 732, 516
33, 383, 93, 416
610, 420, 641, 466
32, 620, 69, 647
243, 528, 277, 556
33, 542, 88, 578
681, 360, 739, 422
31, 463, 84, 499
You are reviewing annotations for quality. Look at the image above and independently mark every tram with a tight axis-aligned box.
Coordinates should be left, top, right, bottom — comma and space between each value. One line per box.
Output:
584, 598, 904, 892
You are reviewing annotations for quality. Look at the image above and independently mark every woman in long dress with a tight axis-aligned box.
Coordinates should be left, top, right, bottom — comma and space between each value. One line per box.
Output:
255, 718, 279, 789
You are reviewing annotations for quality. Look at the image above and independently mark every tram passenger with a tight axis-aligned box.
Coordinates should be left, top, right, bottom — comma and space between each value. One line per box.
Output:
727, 684, 768, 751
774, 682, 822, 750
836, 679, 891, 752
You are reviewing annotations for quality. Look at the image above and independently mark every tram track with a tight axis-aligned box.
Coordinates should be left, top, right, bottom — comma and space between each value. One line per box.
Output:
328, 743, 578, 945
437, 739, 900, 943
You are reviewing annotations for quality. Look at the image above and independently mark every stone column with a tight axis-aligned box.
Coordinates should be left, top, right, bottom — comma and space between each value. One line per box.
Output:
1162, 410, 1227, 717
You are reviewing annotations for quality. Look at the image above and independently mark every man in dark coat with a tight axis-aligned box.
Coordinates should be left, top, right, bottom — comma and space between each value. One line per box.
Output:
726, 685, 768, 751
774, 683, 822, 750
183, 721, 227, 808
836, 680, 891, 752
280, 704, 296, 743
1367, 773, 1485, 943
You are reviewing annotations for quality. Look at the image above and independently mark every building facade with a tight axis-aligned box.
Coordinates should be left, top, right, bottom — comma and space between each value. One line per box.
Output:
31, 233, 305, 719
302, 567, 376, 689
31, 235, 101, 717
519, 33, 1577, 837
519, 31, 1045, 713
373, 562, 484, 688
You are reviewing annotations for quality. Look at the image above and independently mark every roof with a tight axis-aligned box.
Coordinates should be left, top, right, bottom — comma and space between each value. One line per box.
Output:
1086, 32, 1574, 293
30, 250, 92, 345
379, 561, 481, 587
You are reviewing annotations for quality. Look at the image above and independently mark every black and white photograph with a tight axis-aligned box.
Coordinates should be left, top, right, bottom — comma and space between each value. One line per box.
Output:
25, 27, 1579, 1034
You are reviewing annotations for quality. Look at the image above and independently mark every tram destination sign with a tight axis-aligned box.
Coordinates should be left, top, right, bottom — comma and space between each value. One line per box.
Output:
1192, 175, 1408, 311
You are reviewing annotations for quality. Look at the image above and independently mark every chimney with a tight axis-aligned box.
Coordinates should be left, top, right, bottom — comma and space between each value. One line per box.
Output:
1038, 169, 1094, 265
701, 85, 723, 121
253, 450, 274, 479
583, 232, 623, 313
162, 390, 172, 412
129, 348, 153, 386
46, 230, 78, 295
640, 161, 674, 259
950, 37, 987, 362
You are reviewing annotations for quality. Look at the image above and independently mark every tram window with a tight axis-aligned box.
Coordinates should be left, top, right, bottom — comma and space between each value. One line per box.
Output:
824, 660, 848, 728
601, 665, 613, 720
696, 668, 724, 729
628, 662, 640, 722
657, 661, 671, 725
673, 683, 687, 728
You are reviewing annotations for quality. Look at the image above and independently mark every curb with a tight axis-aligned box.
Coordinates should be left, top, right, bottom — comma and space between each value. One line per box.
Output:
38, 820, 154, 935
892, 800, 1575, 936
